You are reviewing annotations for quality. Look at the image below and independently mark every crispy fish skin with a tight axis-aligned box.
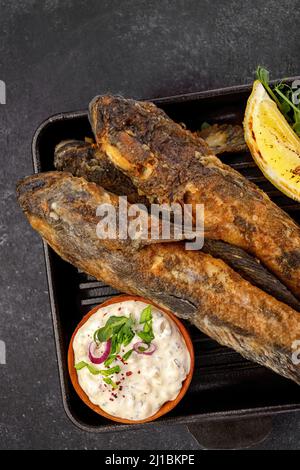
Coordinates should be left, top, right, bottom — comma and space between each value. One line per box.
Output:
17, 172, 300, 384
16, 171, 175, 253
54, 139, 300, 311
196, 124, 247, 154
89, 95, 300, 299
54, 140, 148, 206
202, 239, 300, 311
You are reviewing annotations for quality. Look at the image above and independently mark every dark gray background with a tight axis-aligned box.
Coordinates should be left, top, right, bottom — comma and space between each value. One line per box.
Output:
0, 0, 299, 450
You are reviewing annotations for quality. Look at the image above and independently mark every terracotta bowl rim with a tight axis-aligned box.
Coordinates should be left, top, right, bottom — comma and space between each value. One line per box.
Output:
68, 294, 195, 424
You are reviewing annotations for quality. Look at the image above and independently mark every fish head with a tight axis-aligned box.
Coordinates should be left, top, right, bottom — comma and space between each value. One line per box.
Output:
16, 171, 156, 253
16, 171, 119, 236
54, 139, 93, 168
88, 95, 212, 204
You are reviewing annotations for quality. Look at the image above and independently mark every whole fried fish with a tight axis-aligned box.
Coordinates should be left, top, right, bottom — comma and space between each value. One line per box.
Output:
89, 95, 300, 299
54, 139, 300, 311
17, 171, 300, 384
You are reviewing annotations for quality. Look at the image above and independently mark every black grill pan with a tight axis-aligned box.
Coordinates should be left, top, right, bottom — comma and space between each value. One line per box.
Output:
31, 81, 300, 442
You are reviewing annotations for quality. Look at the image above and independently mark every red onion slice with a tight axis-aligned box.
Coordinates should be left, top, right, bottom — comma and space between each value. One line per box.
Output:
133, 341, 156, 355
88, 340, 111, 364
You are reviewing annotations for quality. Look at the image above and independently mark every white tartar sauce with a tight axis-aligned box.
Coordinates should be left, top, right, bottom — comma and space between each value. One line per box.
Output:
73, 300, 191, 420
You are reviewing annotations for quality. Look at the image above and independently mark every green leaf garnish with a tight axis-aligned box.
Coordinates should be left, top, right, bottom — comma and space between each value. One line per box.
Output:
89, 306, 155, 377
113, 317, 135, 350
122, 349, 133, 361
94, 316, 128, 342
201, 121, 210, 131
123, 332, 135, 347
120, 317, 135, 346
294, 122, 300, 135
256, 66, 282, 109
110, 334, 121, 356
256, 66, 300, 136
104, 354, 117, 367
137, 331, 154, 344
93, 314, 136, 372
139, 305, 152, 323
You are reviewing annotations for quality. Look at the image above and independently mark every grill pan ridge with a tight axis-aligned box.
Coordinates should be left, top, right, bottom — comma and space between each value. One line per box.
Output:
32, 82, 300, 432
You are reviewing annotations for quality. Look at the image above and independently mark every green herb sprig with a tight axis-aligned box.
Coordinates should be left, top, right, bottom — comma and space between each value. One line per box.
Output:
256, 66, 300, 136
75, 305, 156, 389
137, 305, 154, 344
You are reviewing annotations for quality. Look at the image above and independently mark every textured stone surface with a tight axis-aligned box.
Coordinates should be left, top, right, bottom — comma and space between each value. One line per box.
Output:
0, 0, 299, 450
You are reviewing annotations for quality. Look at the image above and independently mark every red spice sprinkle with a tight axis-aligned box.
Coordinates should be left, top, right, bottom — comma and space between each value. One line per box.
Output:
138, 370, 141, 374
118, 307, 121, 311
109, 398, 114, 401
117, 355, 127, 365
119, 386, 123, 391
112, 393, 117, 398
126, 371, 133, 377
122, 395, 125, 398
116, 381, 120, 385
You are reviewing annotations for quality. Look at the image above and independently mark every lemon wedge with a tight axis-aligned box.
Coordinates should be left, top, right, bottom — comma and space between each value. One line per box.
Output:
244, 80, 300, 202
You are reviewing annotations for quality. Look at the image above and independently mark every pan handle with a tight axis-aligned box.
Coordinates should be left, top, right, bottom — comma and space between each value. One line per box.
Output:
186, 416, 272, 449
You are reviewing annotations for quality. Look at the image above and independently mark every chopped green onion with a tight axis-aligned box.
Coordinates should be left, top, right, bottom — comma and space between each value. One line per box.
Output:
74, 361, 120, 376
104, 354, 117, 367
75, 361, 102, 375
94, 316, 128, 342
139, 305, 152, 323
137, 330, 154, 344
122, 349, 133, 361
99, 365, 121, 376
103, 377, 118, 389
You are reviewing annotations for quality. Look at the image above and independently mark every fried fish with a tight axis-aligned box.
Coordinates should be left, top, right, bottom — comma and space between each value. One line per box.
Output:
89, 95, 300, 299
54, 139, 300, 311
17, 171, 300, 384
54, 139, 148, 206
196, 123, 247, 154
